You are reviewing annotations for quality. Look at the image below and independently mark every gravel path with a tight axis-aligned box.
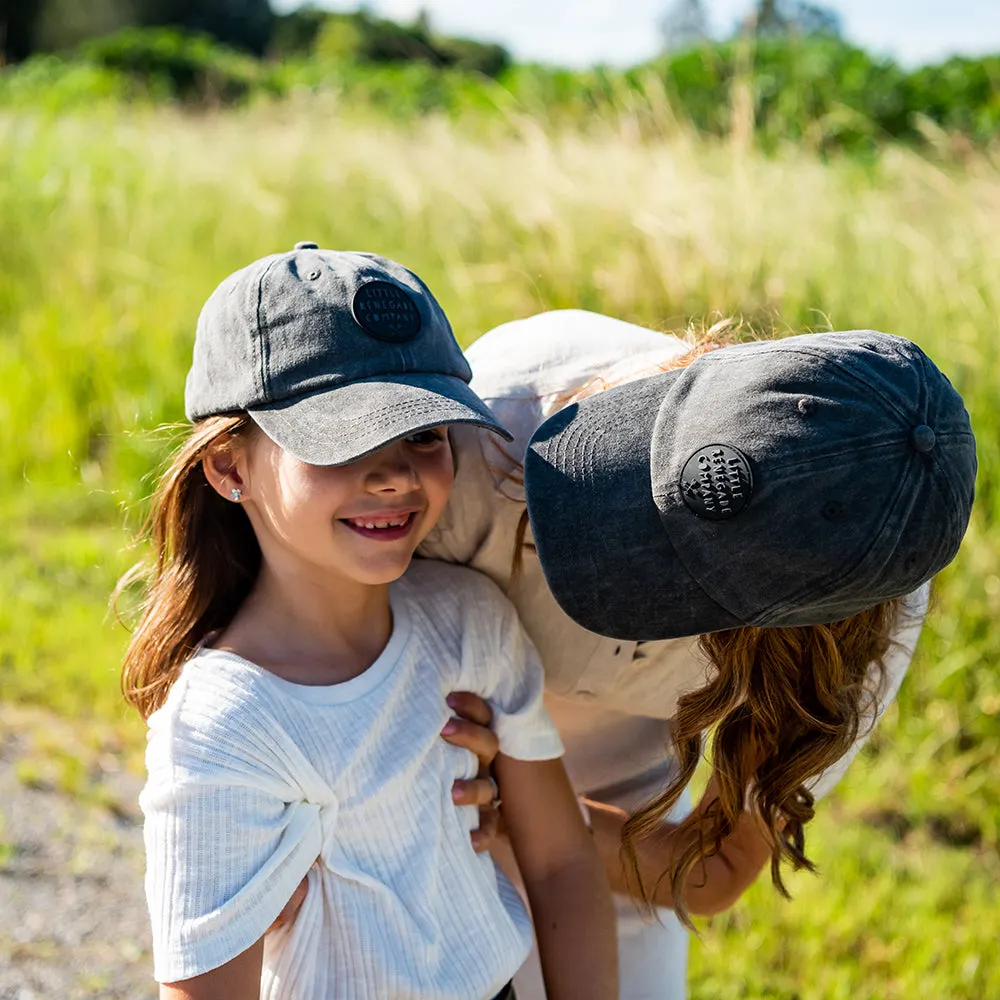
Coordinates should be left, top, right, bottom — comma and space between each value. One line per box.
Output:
0, 708, 155, 1000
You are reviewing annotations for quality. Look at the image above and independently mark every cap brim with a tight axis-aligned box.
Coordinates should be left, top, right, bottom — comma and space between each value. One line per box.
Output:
249, 372, 512, 466
524, 370, 742, 641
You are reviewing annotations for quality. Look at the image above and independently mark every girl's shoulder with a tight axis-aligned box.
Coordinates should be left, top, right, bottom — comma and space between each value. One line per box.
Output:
396, 560, 516, 633
394, 561, 531, 695
399, 557, 510, 604
145, 650, 293, 773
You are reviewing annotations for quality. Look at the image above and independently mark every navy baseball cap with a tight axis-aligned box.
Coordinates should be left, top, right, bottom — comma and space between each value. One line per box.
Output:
185, 243, 511, 464
524, 331, 977, 640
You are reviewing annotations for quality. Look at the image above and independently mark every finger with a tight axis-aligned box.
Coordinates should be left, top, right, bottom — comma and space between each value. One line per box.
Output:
472, 807, 500, 853
268, 876, 308, 931
445, 691, 493, 727
441, 717, 500, 769
452, 777, 499, 807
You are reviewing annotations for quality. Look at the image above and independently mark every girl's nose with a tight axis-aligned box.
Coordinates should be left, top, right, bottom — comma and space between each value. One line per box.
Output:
365, 443, 419, 493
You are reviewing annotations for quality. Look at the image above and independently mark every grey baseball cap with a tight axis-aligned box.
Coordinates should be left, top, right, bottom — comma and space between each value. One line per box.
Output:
524, 331, 977, 640
185, 243, 511, 464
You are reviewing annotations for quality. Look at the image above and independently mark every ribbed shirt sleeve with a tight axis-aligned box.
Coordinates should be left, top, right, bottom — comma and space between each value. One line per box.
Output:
141, 673, 326, 983
463, 573, 565, 763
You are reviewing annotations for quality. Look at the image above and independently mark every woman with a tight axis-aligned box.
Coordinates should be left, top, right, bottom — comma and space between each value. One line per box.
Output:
420, 310, 976, 998
275, 309, 976, 997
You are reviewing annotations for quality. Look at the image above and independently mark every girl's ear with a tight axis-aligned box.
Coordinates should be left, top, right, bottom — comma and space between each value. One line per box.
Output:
203, 437, 249, 503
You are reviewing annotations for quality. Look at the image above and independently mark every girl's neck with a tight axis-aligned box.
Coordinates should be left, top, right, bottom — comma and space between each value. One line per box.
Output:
216, 562, 394, 686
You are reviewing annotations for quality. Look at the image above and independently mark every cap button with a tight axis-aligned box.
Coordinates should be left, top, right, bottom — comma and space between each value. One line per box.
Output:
294, 241, 319, 250
911, 424, 936, 453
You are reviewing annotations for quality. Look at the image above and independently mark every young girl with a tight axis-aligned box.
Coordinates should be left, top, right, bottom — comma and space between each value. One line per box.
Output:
122, 247, 618, 1000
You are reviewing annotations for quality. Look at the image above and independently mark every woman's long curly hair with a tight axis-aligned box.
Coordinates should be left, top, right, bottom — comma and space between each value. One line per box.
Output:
498, 321, 905, 927
116, 415, 261, 719
621, 599, 901, 928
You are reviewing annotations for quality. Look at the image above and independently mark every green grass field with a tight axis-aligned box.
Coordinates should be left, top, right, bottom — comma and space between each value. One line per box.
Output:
1, 105, 999, 997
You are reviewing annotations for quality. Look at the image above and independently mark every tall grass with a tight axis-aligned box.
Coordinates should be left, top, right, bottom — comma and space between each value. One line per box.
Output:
1, 106, 999, 996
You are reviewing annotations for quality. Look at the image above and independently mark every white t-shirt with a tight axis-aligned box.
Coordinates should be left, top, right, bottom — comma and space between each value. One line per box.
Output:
419, 309, 927, 810
141, 560, 564, 998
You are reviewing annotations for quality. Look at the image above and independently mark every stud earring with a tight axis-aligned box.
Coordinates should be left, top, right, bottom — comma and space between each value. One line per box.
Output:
229, 487, 243, 502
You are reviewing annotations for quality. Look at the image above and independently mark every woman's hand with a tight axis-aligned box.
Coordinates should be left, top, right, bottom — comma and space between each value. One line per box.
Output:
442, 691, 501, 852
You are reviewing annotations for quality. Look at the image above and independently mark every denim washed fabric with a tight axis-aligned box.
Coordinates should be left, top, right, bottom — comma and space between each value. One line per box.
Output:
525, 329, 976, 640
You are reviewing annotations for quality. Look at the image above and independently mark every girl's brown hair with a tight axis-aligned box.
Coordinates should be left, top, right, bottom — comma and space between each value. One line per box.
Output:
621, 599, 901, 928
118, 415, 260, 719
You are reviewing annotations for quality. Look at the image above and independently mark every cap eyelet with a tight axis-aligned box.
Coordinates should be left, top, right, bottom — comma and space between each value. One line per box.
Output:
307, 270, 321, 281
821, 501, 843, 521
911, 425, 936, 453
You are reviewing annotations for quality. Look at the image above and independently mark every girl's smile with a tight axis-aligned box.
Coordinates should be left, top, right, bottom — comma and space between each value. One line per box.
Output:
339, 508, 421, 541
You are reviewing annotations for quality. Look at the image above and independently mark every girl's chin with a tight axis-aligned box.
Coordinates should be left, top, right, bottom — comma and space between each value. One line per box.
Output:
340, 552, 419, 587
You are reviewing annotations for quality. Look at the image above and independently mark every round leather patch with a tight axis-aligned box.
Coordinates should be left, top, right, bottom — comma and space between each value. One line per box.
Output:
352, 281, 422, 342
680, 444, 754, 521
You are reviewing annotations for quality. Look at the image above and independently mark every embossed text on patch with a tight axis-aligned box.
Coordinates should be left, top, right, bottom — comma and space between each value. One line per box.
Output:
352, 281, 422, 342
680, 444, 754, 521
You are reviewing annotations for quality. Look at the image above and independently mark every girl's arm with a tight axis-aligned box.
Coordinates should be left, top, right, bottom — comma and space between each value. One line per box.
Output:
159, 939, 264, 1000
494, 753, 618, 1000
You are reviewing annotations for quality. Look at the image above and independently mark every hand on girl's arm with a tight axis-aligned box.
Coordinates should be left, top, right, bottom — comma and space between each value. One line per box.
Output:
495, 754, 618, 1000
442, 690, 502, 851
583, 781, 771, 917
159, 939, 264, 1000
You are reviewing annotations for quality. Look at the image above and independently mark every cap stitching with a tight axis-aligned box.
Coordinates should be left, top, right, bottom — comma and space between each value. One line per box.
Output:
760, 435, 911, 476
551, 393, 738, 628
253, 370, 472, 408
255, 257, 283, 403
251, 413, 507, 466
254, 399, 491, 422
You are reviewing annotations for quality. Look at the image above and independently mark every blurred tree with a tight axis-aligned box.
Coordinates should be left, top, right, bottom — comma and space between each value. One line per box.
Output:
26, 0, 274, 56
31, 0, 137, 53
434, 36, 509, 76
83, 26, 261, 102
0, 0, 43, 63
413, 8, 432, 40
269, 6, 329, 58
660, 0, 711, 52
743, 0, 842, 38
137, 0, 274, 55
793, 2, 842, 36
311, 9, 509, 77
752, 0, 787, 35
314, 15, 365, 62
